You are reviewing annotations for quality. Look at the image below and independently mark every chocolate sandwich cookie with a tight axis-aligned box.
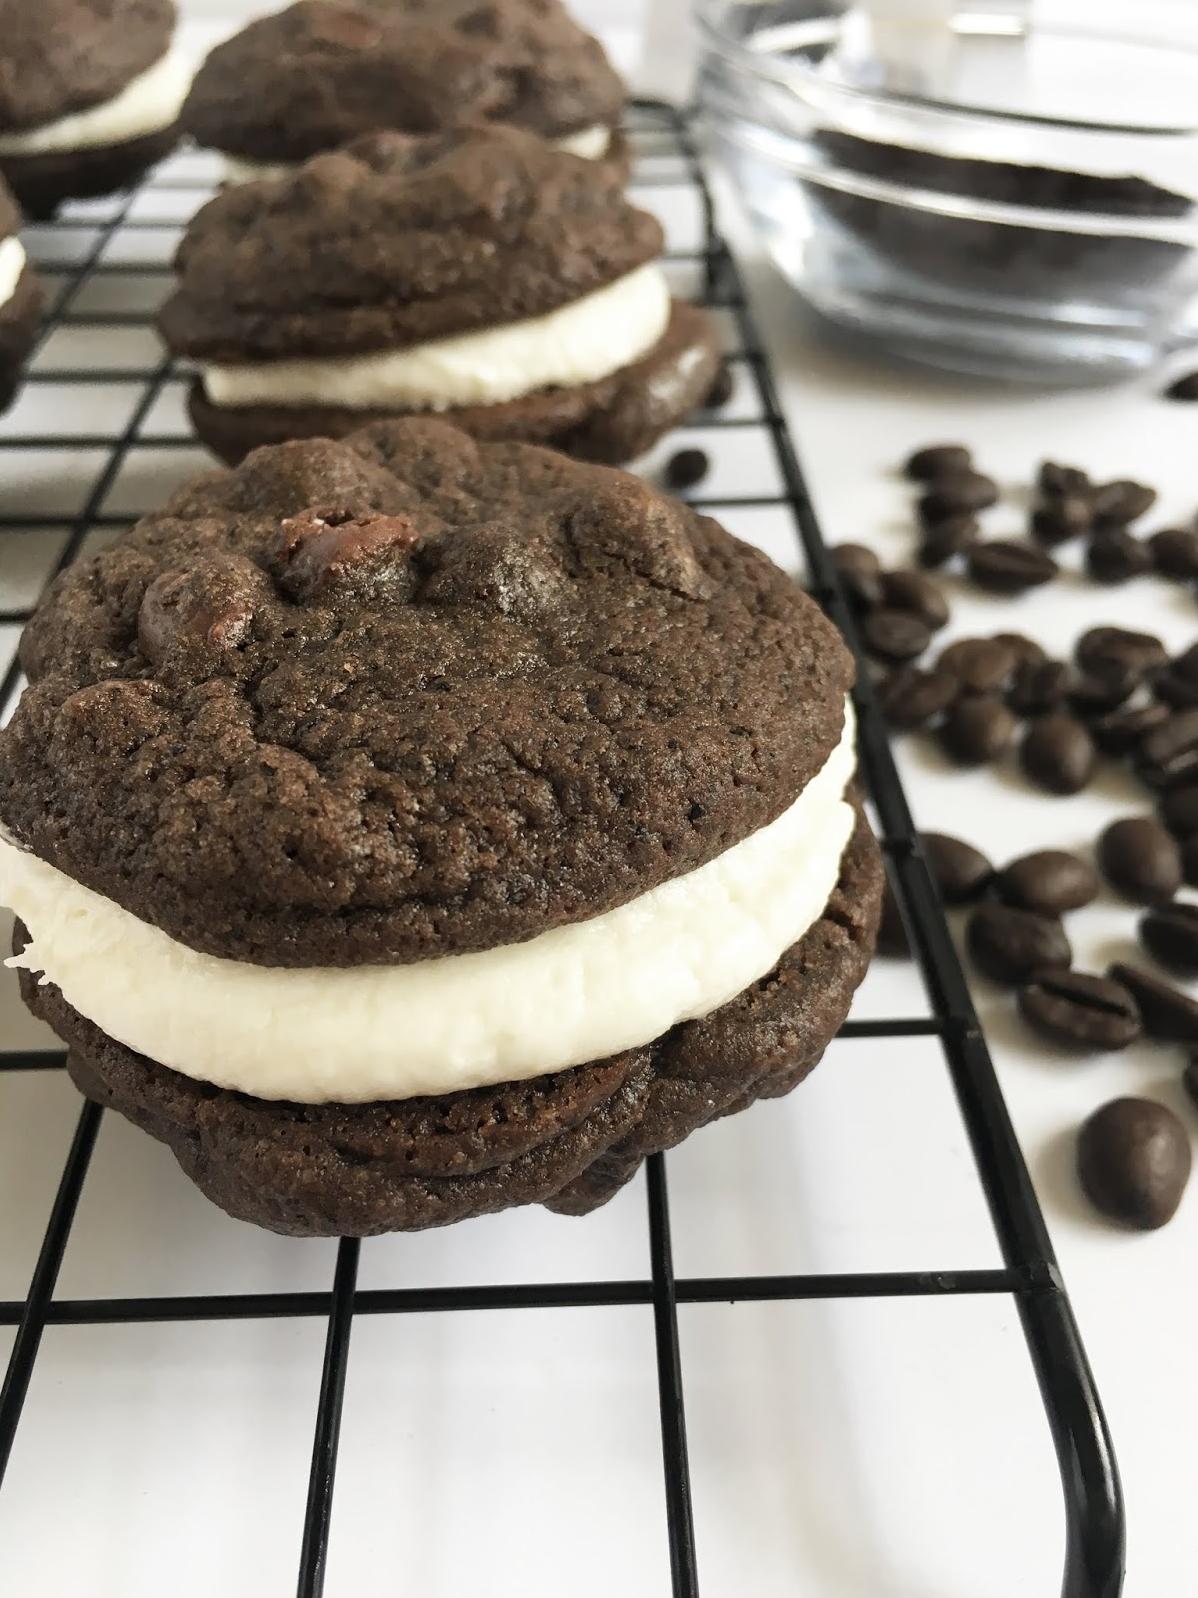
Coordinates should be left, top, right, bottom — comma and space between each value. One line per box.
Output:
160, 128, 721, 466
0, 418, 880, 1235
0, 175, 43, 411
181, 0, 627, 185
0, 0, 187, 218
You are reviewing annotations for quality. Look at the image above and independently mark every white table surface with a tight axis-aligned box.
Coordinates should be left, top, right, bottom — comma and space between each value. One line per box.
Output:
0, 14, 1193, 1597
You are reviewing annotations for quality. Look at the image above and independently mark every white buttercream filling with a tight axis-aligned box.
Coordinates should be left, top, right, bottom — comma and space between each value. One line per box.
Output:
0, 45, 190, 157
1, 705, 856, 1105
0, 237, 26, 311
200, 261, 671, 411
222, 123, 613, 186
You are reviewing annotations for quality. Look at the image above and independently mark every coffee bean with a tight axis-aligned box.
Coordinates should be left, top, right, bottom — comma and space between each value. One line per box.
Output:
1138, 709, 1198, 789
1007, 658, 1070, 717
1183, 837, 1198, 888
921, 832, 993, 904
919, 513, 979, 567
1018, 970, 1141, 1050
1153, 672, 1198, 711
862, 608, 932, 663
1090, 702, 1170, 756
1086, 529, 1151, 583
1165, 370, 1198, 401
1161, 785, 1198, 838
1098, 817, 1181, 904
880, 569, 949, 630
1038, 460, 1090, 497
918, 474, 1000, 523
992, 632, 1046, 668
967, 541, 1057, 594
877, 876, 909, 957
904, 443, 973, 481
1020, 712, 1096, 795
1172, 642, 1198, 683
997, 850, 1098, 914
877, 665, 958, 730
1068, 669, 1137, 716
1139, 902, 1198, 975
1030, 496, 1091, 546
1077, 1098, 1191, 1230
939, 636, 1017, 694
1148, 526, 1198, 579
939, 695, 1018, 765
831, 543, 885, 610
1109, 962, 1198, 1041
967, 904, 1071, 985
1076, 625, 1167, 681
665, 448, 710, 492
1090, 479, 1157, 525
704, 362, 734, 408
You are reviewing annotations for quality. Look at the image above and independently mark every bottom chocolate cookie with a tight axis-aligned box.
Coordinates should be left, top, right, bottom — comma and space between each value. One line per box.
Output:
187, 299, 722, 469
21, 808, 881, 1237
0, 268, 43, 413
1, 127, 179, 220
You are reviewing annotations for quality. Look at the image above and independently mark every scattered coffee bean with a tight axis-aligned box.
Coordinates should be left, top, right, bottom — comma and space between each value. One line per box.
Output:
938, 636, 1017, 694
1090, 479, 1157, 526
877, 876, 910, 957
1090, 702, 1170, 756
1148, 526, 1198, 579
904, 443, 973, 481
665, 448, 710, 492
968, 540, 1057, 594
1139, 902, 1198, 976
1030, 496, 1091, 546
1020, 713, 1096, 795
1076, 626, 1167, 682
704, 362, 735, 409
921, 832, 993, 904
1183, 836, 1198, 888
918, 472, 999, 521
967, 904, 1071, 985
1165, 370, 1198, 401
877, 665, 959, 730
1038, 460, 1090, 497
939, 695, 1018, 765
1086, 528, 1151, 583
1161, 785, 1198, 838
992, 632, 1046, 669
1138, 709, 1198, 789
997, 850, 1098, 915
1109, 962, 1198, 1042
831, 543, 885, 610
1008, 658, 1069, 717
919, 513, 979, 567
1098, 817, 1181, 904
1018, 970, 1141, 1051
1068, 669, 1137, 716
862, 608, 933, 663
1153, 672, 1198, 711
880, 569, 950, 630
1077, 1097, 1191, 1230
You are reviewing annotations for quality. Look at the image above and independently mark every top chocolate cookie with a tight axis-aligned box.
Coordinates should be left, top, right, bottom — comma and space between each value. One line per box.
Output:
159, 127, 662, 362
0, 0, 176, 133
4, 420, 853, 969
181, 0, 625, 166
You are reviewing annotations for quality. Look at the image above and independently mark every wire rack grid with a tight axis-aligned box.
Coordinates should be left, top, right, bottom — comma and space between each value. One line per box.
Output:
0, 103, 1123, 1598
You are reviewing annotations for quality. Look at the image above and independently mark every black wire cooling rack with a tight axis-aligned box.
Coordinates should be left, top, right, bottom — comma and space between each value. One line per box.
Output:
0, 103, 1124, 1598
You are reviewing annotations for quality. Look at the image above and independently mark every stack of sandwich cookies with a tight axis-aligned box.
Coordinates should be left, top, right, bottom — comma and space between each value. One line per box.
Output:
182, 0, 627, 185
0, 175, 42, 412
160, 127, 722, 466
0, 0, 188, 217
0, 419, 881, 1235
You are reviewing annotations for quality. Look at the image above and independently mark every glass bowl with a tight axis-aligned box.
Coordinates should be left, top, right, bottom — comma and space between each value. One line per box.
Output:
696, 1, 1198, 383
